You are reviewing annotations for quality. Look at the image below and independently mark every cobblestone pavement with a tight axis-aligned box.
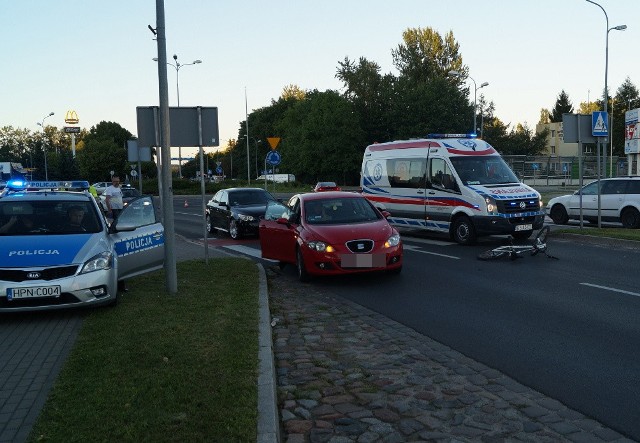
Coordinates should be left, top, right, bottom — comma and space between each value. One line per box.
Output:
266, 267, 635, 443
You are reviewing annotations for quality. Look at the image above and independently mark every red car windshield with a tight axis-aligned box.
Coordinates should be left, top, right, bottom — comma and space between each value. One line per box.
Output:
304, 198, 380, 225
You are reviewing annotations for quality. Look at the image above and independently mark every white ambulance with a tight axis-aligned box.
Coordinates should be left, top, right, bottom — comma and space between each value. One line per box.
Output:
360, 134, 545, 245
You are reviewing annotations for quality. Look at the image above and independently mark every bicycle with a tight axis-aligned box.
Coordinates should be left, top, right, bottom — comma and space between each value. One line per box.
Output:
477, 226, 558, 261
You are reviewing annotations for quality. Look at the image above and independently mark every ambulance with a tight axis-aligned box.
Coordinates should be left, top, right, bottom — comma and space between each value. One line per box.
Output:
0, 179, 164, 312
360, 134, 545, 245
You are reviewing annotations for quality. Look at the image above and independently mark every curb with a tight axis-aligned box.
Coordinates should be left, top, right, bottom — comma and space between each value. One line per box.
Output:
256, 264, 280, 443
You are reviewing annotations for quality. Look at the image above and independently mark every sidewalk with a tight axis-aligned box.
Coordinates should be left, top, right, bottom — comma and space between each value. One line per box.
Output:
181, 236, 637, 442
262, 270, 635, 443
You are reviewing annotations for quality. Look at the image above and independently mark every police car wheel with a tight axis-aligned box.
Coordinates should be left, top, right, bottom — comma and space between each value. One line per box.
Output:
451, 216, 477, 245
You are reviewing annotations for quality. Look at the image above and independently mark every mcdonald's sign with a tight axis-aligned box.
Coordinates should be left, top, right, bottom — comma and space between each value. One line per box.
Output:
65, 110, 79, 124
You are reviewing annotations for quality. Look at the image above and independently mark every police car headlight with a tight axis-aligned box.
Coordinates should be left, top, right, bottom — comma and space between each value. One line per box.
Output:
307, 241, 334, 253
80, 252, 113, 274
485, 196, 498, 215
237, 214, 254, 222
385, 234, 401, 248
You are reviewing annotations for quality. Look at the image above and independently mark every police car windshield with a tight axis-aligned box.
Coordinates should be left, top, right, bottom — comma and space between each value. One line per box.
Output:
450, 156, 520, 186
0, 201, 102, 235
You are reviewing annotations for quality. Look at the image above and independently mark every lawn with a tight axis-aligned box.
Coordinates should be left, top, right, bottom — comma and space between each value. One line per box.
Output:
28, 258, 259, 443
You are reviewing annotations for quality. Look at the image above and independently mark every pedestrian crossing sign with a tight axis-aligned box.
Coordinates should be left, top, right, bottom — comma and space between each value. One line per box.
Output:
592, 111, 608, 137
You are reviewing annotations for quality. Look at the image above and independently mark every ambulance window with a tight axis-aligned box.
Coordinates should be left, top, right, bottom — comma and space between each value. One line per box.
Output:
387, 159, 426, 189
429, 159, 457, 192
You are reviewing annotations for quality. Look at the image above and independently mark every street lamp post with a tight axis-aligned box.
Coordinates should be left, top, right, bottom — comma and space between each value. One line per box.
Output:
246, 137, 262, 178
153, 55, 202, 178
448, 71, 488, 134
37, 112, 54, 180
585, 0, 626, 176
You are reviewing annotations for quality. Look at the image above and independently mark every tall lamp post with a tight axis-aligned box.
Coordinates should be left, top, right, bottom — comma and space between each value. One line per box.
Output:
37, 112, 54, 180
585, 0, 626, 176
246, 136, 262, 178
153, 55, 202, 178
448, 71, 488, 134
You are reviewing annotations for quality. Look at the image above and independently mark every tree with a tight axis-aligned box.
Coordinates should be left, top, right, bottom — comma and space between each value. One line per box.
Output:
538, 109, 551, 125
276, 90, 365, 185
391, 27, 464, 82
612, 77, 640, 156
550, 90, 574, 122
281, 84, 306, 101
76, 121, 132, 182
336, 56, 395, 143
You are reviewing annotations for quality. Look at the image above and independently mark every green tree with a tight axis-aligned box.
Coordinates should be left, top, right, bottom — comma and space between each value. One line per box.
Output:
336, 57, 396, 144
76, 121, 132, 182
612, 77, 640, 156
550, 90, 574, 122
391, 27, 464, 82
276, 90, 365, 185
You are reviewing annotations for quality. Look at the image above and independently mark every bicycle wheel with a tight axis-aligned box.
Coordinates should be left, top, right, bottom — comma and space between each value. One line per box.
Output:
478, 248, 510, 261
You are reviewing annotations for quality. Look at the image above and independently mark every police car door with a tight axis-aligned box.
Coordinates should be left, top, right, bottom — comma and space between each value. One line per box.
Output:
426, 157, 459, 232
111, 196, 164, 280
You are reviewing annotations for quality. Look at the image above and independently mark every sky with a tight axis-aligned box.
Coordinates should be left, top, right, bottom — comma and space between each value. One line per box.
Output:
1, 1, 637, 161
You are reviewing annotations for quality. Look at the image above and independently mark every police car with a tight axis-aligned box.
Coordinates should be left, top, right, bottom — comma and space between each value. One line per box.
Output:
0, 178, 164, 312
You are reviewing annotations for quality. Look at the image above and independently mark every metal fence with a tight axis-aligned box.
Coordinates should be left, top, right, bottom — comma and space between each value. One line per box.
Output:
502, 155, 638, 187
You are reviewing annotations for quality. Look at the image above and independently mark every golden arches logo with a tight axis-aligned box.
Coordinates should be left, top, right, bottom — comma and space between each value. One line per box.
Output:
65, 110, 79, 124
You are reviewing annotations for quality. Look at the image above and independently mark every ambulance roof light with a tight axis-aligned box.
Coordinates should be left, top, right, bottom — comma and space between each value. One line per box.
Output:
427, 133, 478, 139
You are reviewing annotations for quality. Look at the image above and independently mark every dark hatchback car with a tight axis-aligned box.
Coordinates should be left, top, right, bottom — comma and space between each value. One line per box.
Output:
206, 187, 277, 239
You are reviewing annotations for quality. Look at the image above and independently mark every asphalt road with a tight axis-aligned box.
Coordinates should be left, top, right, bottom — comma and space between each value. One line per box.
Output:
173, 195, 640, 440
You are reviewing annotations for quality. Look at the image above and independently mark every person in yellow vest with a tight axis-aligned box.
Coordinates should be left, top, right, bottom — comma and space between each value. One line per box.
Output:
89, 184, 98, 198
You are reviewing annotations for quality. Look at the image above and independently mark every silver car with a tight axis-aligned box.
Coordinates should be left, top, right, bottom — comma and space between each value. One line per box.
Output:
546, 177, 640, 228
0, 179, 164, 312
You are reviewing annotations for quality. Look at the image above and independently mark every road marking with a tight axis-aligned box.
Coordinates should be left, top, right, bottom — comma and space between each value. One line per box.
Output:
580, 283, 640, 297
224, 244, 277, 261
403, 237, 454, 246
403, 244, 460, 259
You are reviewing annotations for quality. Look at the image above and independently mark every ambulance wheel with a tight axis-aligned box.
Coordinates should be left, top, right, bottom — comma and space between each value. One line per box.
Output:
451, 216, 477, 245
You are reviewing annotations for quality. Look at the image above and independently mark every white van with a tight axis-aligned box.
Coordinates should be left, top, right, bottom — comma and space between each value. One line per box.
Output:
360, 134, 545, 244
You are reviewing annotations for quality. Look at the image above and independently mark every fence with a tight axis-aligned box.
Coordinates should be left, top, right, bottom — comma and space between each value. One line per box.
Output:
502, 155, 638, 187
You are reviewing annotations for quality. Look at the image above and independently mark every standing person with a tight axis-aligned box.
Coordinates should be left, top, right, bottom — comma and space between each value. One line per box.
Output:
104, 175, 124, 220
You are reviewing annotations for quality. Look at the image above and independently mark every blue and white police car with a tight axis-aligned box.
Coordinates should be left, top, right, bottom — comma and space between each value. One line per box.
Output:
0, 179, 164, 312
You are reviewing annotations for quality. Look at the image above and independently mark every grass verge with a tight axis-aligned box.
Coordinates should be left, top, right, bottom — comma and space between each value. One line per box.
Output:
28, 258, 259, 443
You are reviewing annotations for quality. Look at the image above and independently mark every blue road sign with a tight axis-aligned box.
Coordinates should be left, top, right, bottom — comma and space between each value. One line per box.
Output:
216, 166, 223, 174
266, 150, 281, 166
592, 111, 608, 137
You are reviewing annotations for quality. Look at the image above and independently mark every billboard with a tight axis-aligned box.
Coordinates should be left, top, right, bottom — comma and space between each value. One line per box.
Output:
625, 108, 639, 154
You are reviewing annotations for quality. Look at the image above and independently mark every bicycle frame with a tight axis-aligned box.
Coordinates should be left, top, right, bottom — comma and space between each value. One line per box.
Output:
478, 226, 557, 261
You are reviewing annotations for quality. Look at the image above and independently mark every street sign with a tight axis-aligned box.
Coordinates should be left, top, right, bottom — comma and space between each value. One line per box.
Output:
267, 137, 280, 150
64, 126, 81, 133
216, 166, 223, 174
592, 111, 608, 137
266, 150, 281, 165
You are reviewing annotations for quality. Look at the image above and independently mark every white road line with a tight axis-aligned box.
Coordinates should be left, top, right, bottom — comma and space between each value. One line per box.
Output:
403, 244, 460, 259
224, 244, 277, 261
580, 283, 640, 297
403, 237, 454, 246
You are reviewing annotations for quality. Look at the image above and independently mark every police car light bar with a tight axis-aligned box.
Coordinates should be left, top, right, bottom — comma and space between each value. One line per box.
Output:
5, 179, 90, 192
427, 133, 478, 139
